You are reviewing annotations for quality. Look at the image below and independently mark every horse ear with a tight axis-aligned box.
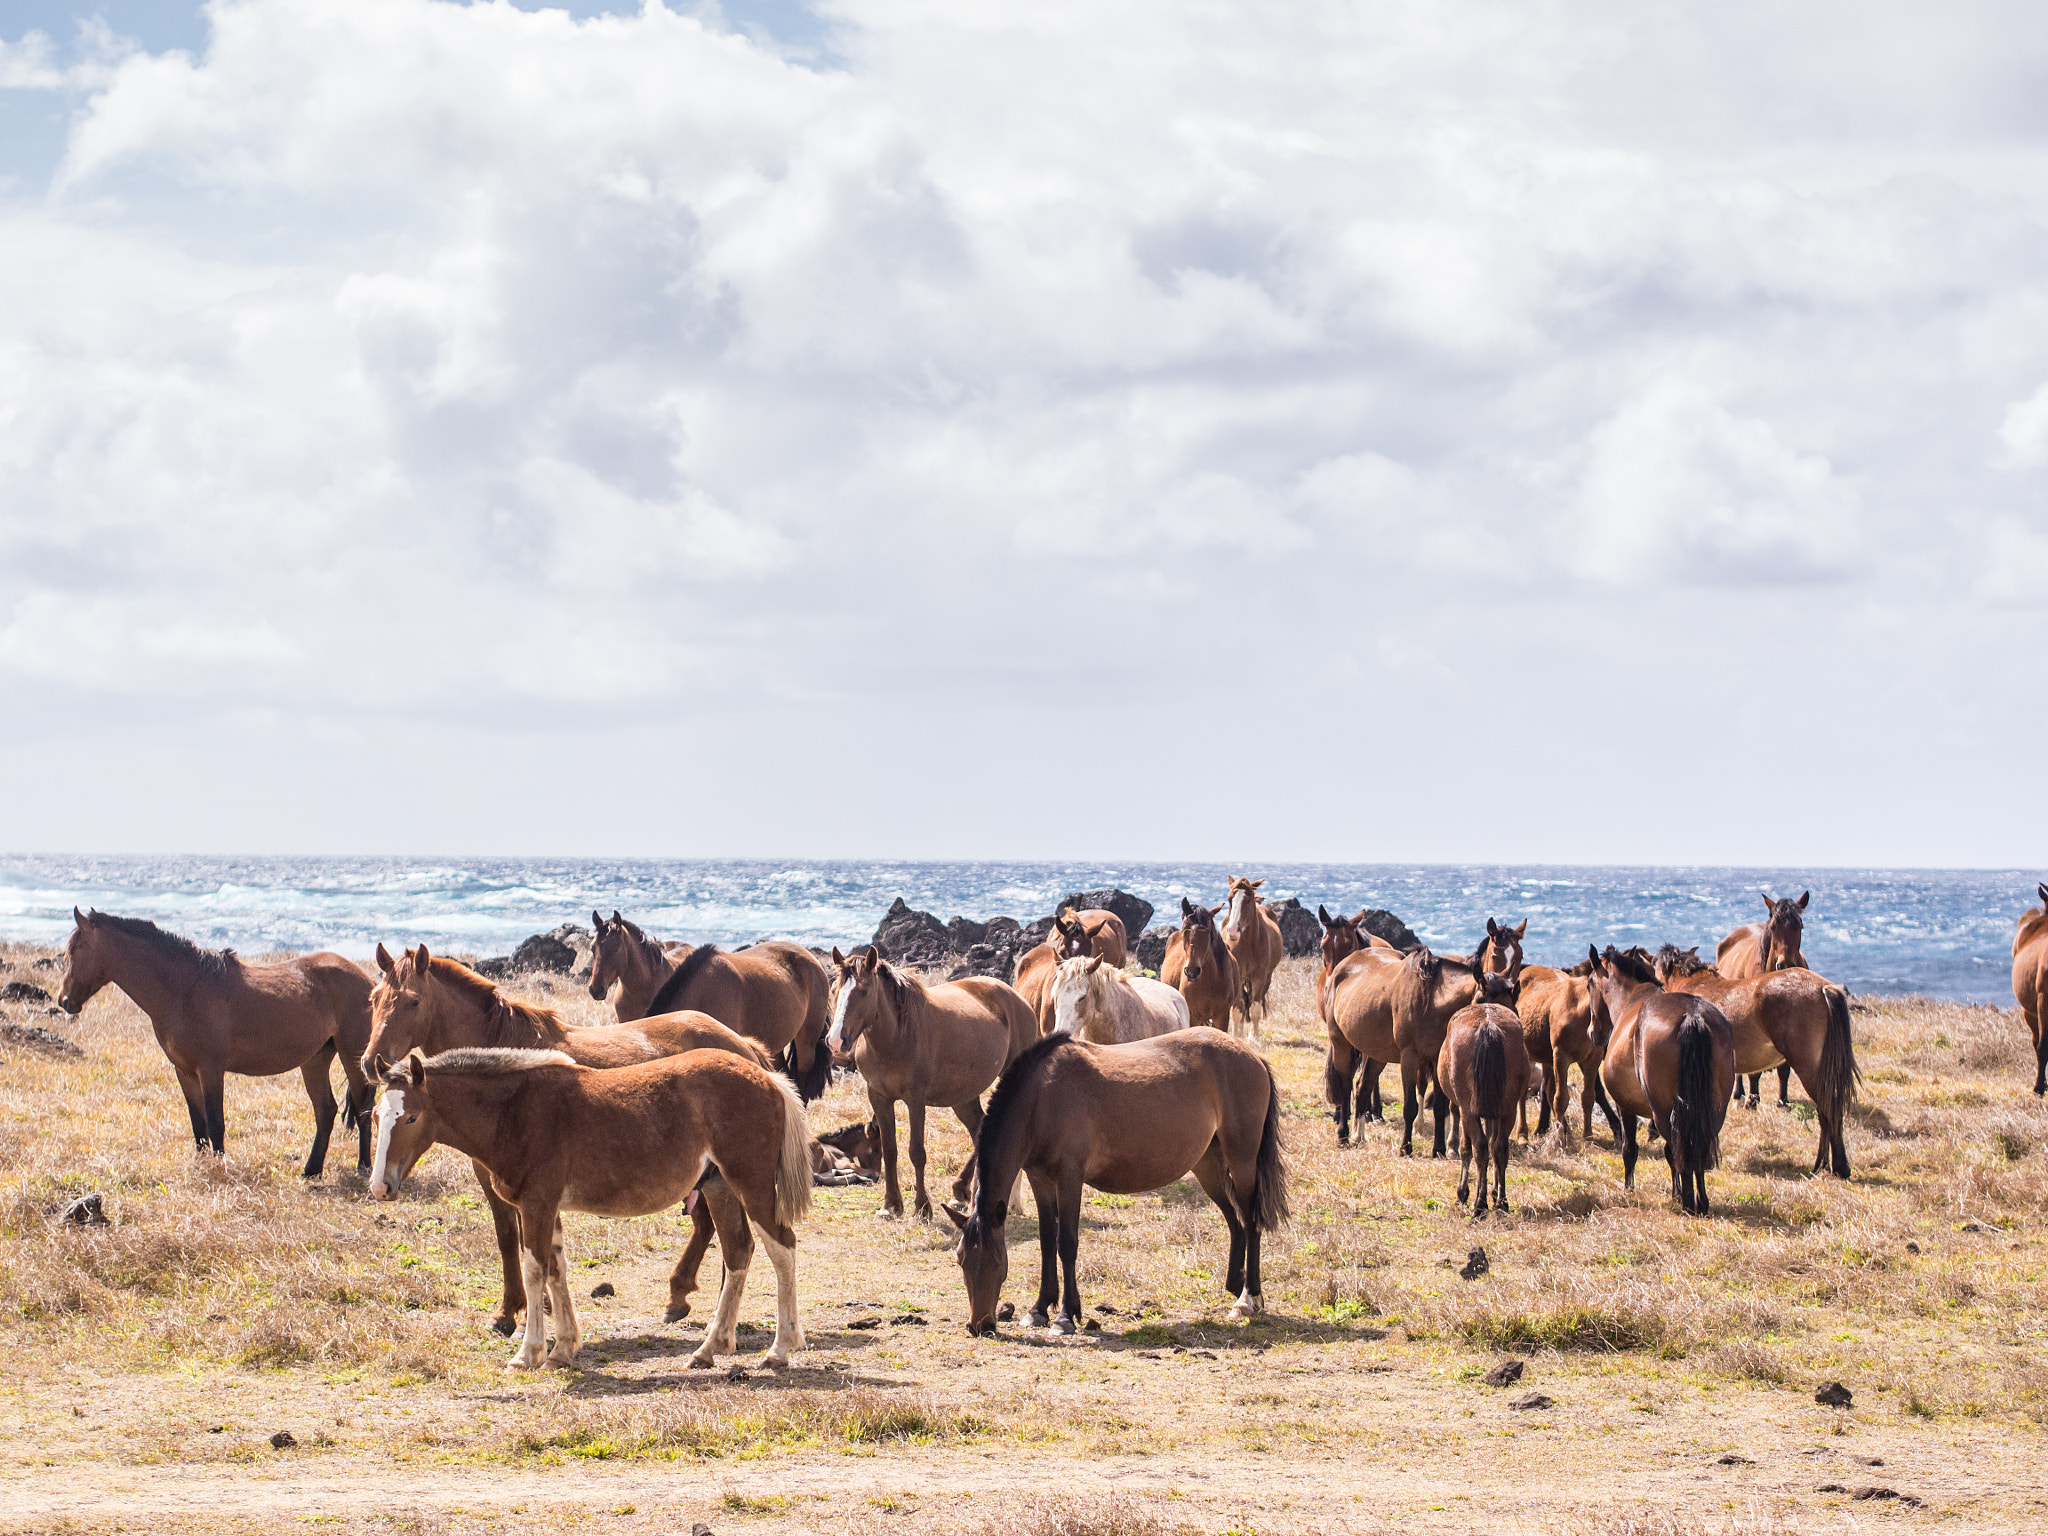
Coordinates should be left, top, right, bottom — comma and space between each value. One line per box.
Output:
1797, 890, 1810, 910
406, 1050, 426, 1086
1761, 895, 1775, 914
73, 906, 87, 927
1317, 904, 1332, 928
592, 911, 605, 931
1513, 919, 1528, 940
941, 1203, 970, 1232
375, 942, 396, 975
371, 1053, 390, 1079
830, 946, 845, 967
611, 910, 623, 924
1182, 897, 1195, 918
1588, 944, 1602, 971
2039, 882, 2048, 909
416, 942, 433, 971
1486, 917, 1499, 937
1086, 954, 1103, 973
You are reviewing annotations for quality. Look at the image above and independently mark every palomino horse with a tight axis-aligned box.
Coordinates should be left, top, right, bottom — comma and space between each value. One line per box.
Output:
373, 1046, 810, 1371
827, 946, 1037, 1220
640, 937, 833, 1101
945, 1030, 1287, 1334
1221, 877, 1283, 1036
58, 908, 373, 1177
1654, 944, 1859, 1178
1717, 891, 1809, 1106
363, 943, 771, 1331
1513, 964, 1620, 1141
1586, 946, 1735, 1214
1438, 960, 1532, 1216
1161, 898, 1240, 1033
1015, 909, 1124, 1033
587, 911, 689, 1020
2015, 884, 2048, 1096
1050, 954, 1189, 1042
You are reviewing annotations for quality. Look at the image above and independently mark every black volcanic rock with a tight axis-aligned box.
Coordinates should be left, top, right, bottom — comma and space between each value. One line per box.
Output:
1265, 898, 1321, 958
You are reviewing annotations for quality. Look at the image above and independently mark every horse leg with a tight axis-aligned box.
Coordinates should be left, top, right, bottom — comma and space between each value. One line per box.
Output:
1620, 1111, 1639, 1191
509, 1206, 557, 1370
1398, 1057, 1421, 1157
689, 1203, 756, 1368
758, 1226, 803, 1367
544, 1216, 580, 1366
950, 1097, 984, 1207
1456, 1103, 1475, 1208
1053, 1171, 1085, 1333
1190, 1144, 1246, 1298
906, 1099, 934, 1221
1430, 1080, 1451, 1159
1776, 1063, 1792, 1107
477, 1166, 524, 1336
870, 1091, 903, 1218
2034, 1019, 2047, 1096
335, 1050, 374, 1174
297, 1044, 339, 1180
666, 1174, 744, 1323
172, 1064, 209, 1153
1493, 1116, 1511, 1213
199, 1063, 227, 1157
1026, 1169, 1059, 1328
1327, 1037, 1358, 1145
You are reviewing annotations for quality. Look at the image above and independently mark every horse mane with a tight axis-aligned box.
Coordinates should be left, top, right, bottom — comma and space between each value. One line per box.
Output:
91, 913, 237, 974
1654, 943, 1714, 979
645, 942, 721, 1016
1603, 945, 1661, 986
420, 1046, 574, 1076
974, 1034, 1074, 1225
426, 957, 568, 1046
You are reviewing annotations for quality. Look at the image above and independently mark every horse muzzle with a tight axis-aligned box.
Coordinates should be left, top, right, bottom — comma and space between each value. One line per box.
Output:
1186, 965, 1201, 980
369, 1175, 401, 1201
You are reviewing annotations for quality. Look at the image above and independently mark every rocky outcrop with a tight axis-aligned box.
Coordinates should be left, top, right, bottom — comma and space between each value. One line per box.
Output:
1359, 908, 1421, 950
1058, 888, 1153, 938
871, 898, 958, 969
471, 922, 590, 980
1132, 927, 1173, 973
869, 889, 1153, 981
1265, 898, 1322, 958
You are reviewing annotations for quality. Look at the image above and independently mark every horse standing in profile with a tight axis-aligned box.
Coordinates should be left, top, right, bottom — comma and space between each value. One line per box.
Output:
1050, 954, 1189, 1042
363, 943, 773, 1332
1716, 891, 1810, 1105
1586, 946, 1735, 1214
1437, 959, 1532, 1215
373, 1046, 811, 1372
1321, 943, 1405, 1144
1161, 898, 1241, 1033
628, 932, 833, 1101
1221, 877, 1283, 1037
587, 911, 691, 1021
945, 1030, 1287, 1334
57, 908, 374, 1178
827, 946, 1037, 1220
1015, 909, 1124, 1033
1315, 906, 1396, 1122
1513, 963, 1620, 1141
2015, 883, 2048, 1097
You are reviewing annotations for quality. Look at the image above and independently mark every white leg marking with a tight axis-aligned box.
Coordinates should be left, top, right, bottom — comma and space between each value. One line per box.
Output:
759, 1233, 802, 1365
546, 1229, 579, 1364
513, 1250, 548, 1369
689, 1245, 752, 1366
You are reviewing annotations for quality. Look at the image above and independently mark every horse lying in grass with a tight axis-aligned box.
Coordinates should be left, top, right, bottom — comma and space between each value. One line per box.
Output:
1437, 958, 1531, 1216
373, 1046, 811, 1371
364, 943, 772, 1332
59, 907, 374, 1178
945, 1030, 1286, 1335
1050, 954, 1189, 1042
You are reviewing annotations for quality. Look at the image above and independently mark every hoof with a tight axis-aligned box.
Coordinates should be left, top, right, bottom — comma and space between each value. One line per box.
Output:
664, 1302, 691, 1323
1026, 1308, 1049, 1328
762, 1354, 789, 1372
1052, 1314, 1076, 1336
508, 1351, 544, 1371
687, 1350, 718, 1369
876, 1207, 901, 1221
489, 1315, 517, 1338
1228, 1293, 1264, 1320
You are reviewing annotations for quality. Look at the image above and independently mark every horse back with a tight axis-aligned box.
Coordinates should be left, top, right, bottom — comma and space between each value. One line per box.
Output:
1325, 947, 1400, 1057
1013, 944, 1059, 1032
1716, 924, 1765, 979
1053, 1031, 1269, 1193
943, 976, 1039, 1066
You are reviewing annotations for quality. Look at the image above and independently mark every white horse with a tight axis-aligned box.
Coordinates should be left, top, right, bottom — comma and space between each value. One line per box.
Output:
1051, 955, 1190, 1043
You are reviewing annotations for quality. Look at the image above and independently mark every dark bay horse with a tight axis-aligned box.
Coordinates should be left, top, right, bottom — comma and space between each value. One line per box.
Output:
587, 911, 690, 1021
1162, 898, 1241, 1033
827, 946, 1037, 1220
2015, 884, 2048, 1097
1315, 906, 1394, 1122
364, 943, 771, 1330
642, 936, 833, 1101
1321, 942, 1405, 1144
58, 908, 373, 1177
1654, 944, 1859, 1177
1438, 961, 1531, 1215
374, 1046, 811, 1370
1716, 891, 1809, 1106
944, 1030, 1286, 1334
1016, 908, 1124, 1033
1587, 946, 1735, 1214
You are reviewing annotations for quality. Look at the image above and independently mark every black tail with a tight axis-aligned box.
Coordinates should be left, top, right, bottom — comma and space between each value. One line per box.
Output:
1673, 1016, 1721, 1176
1818, 985, 1859, 1126
786, 1029, 833, 1103
1251, 1067, 1290, 1232
341, 1081, 367, 1132
1473, 1018, 1507, 1117
1324, 1035, 1358, 1110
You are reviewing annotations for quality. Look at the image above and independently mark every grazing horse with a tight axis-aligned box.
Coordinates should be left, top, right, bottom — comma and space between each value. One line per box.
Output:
1015, 909, 1123, 1033
373, 1046, 810, 1371
638, 937, 833, 1102
364, 943, 771, 1331
1050, 954, 1189, 1042
58, 908, 373, 1177
1320, 944, 1406, 1144
1221, 877, 1283, 1036
1513, 965, 1621, 1141
1586, 946, 1735, 1214
1654, 944, 1859, 1177
587, 911, 690, 1022
2015, 884, 2048, 1097
1161, 898, 1241, 1033
1438, 961, 1532, 1215
944, 1030, 1287, 1334
827, 945, 1037, 1220
1717, 891, 1809, 1105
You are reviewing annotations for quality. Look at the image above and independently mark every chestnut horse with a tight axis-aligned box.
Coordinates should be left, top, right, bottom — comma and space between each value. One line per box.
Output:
2015, 883, 2048, 1097
1015, 909, 1125, 1033
827, 946, 1037, 1220
58, 908, 373, 1178
587, 911, 689, 1021
640, 936, 833, 1102
373, 1046, 810, 1371
1438, 960, 1532, 1215
363, 943, 771, 1331
1393, 946, 1488, 1158
1654, 944, 1858, 1177
1161, 898, 1241, 1033
1321, 943, 1405, 1144
1050, 954, 1189, 1042
945, 1030, 1287, 1334
1315, 906, 1395, 1121
1717, 891, 1809, 1106
1513, 964, 1620, 1141
1221, 877, 1283, 1036
1586, 946, 1735, 1214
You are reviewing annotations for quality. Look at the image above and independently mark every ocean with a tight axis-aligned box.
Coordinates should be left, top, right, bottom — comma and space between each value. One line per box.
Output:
0, 855, 2033, 1003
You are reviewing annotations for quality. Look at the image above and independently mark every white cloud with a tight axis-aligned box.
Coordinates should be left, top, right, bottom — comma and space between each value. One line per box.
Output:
1999, 381, 2048, 467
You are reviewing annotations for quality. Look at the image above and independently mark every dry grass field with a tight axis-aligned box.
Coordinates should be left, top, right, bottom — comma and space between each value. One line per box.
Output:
3, 944, 2046, 1535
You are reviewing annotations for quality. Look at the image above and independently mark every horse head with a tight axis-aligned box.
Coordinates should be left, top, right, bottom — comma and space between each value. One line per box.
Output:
57, 906, 111, 1016
1050, 953, 1106, 1035
827, 945, 896, 1057
1223, 877, 1264, 943
1053, 908, 1091, 960
364, 942, 440, 1072
367, 1049, 437, 1201
1760, 890, 1808, 970
1317, 905, 1365, 974
1180, 898, 1220, 980
587, 910, 646, 1001
1467, 949, 1520, 1009
1479, 917, 1527, 979
942, 1202, 1009, 1336
1653, 944, 1711, 984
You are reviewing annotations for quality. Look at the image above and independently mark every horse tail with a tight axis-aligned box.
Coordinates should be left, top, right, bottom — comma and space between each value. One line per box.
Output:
1673, 1014, 1720, 1176
1473, 1016, 1507, 1118
786, 1027, 832, 1104
770, 1071, 813, 1228
1818, 983, 1860, 1123
1324, 1033, 1357, 1109
1251, 1064, 1290, 1233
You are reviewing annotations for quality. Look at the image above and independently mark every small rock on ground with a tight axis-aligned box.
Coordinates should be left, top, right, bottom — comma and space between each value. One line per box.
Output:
1509, 1392, 1554, 1411
1814, 1381, 1853, 1408
59, 1194, 108, 1226
1483, 1359, 1524, 1388
268, 1431, 296, 1450
590, 1282, 614, 1298
1459, 1247, 1490, 1280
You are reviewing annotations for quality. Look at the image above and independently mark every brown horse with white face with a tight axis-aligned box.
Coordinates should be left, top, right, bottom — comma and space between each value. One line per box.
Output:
1015, 909, 1125, 1033
58, 908, 373, 1178
1437, 961, 1532, 1215
1162, 898, 1241, 1033
364, 943, 772, 1331
587, 911, 690, 1021
1586, 946, 1736, 1214
2015, 883, 2048, 1097
827, 946, 1037, 1220
1221, 877, 1283, 1038
1717, 891, 1810, 1105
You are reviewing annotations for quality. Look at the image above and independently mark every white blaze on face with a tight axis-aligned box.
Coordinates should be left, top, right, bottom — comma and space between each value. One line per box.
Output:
827, 979, 856, 1053
1051, 962, 1089, 1036
370, 1086, 404, 1200
1227, 887, 1249, 938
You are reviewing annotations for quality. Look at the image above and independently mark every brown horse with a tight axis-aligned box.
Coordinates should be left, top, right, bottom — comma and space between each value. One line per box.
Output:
1437, 961, 1532, 1215
1015, 908, 1124, 1032
58, 908, 373, 1178
1221, 877, 1283, 1036
1162, 898, 1241, 1033
1050, 954, 1189, 1041
1321, 943, 1405, 1143
2015, 883, 2048, 1097
1513, 965, 1620, 1141
374, 1046, 810, 1370
1586, 946, 1735, 1214
587, 911, 690, 1021
1315, 906, 1395, 1121
363, 943, 771, 1330
1717, 891, 1809, 1106
1393, 946, 1486, 1157
827, 945, 1037, 1219
944, 1030, 1287, 1334
640, 936, 833, 1101
1654, 944, 1858, 1177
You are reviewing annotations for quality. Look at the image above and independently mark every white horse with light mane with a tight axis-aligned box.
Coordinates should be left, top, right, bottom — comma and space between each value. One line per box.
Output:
1051, 955, 1190, 1043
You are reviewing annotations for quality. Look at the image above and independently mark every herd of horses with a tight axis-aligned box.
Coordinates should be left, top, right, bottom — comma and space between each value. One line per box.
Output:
43, 880, 2048, 1368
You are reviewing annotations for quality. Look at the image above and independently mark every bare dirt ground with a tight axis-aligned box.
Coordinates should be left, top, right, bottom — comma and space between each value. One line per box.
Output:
4, 945, 2046, 1535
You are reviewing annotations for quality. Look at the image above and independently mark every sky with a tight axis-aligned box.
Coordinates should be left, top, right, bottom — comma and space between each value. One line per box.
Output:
2, 0, 2047, 866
